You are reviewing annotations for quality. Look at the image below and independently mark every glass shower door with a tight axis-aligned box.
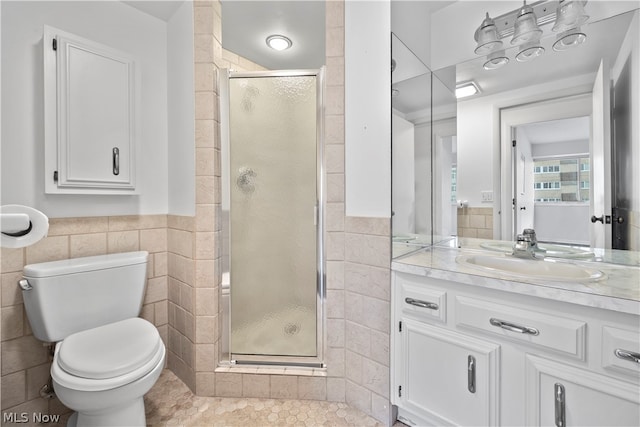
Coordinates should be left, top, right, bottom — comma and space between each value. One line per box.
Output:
227, 72, 320, 361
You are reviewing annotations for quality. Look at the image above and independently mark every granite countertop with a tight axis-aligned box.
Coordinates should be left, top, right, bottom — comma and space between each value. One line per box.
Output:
392, 237, 640, 315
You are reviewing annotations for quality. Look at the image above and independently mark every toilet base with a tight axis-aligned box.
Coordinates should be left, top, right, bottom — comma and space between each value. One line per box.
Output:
66, 397, 145, 427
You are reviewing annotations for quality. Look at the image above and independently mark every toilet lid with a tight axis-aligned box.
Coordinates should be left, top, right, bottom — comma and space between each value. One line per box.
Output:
57, 318, 161, 380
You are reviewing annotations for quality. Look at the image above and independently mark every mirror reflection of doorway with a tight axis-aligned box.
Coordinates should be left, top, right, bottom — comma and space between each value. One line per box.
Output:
513, 117, 591, 247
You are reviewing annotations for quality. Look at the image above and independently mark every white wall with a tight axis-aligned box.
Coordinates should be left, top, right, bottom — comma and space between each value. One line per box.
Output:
390, 1, 435, 68
345, 0, 391, 218
392, 113, 415, 234
167, 2, 195, 216
414, 122, 432, 234
1, 1, 171, 217
534, 204, 590, 246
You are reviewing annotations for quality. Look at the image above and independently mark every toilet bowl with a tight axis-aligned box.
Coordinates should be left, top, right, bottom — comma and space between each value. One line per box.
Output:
51, 318, 165, 426
20, 251, 164, 426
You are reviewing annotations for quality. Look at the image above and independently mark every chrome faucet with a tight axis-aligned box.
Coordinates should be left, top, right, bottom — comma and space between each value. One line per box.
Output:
512, 229, 545, 259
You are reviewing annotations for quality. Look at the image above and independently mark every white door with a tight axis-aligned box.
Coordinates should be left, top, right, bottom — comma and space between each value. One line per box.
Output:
397, 319, 500, 426
526, 355, 640, 426
590, 59, 612, 249
513, 131, 535, 235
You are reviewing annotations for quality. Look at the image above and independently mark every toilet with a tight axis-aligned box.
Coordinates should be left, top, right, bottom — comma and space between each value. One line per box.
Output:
20, 251, 165, 427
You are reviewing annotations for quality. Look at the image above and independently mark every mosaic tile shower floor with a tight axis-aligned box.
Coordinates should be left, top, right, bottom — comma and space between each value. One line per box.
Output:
144, 370, 392, 427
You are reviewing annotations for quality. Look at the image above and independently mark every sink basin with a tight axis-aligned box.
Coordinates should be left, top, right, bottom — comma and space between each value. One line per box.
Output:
456, 254, 604, 282
479, 241, 595, 259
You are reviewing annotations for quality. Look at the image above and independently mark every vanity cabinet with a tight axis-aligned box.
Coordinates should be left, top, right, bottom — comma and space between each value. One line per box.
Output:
396, 319, 500, 426
391, 271, 640, 426
526, 355, 640, 426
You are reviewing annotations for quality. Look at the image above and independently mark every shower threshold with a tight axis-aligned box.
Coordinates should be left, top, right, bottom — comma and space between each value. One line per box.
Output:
230, 356, 325, 369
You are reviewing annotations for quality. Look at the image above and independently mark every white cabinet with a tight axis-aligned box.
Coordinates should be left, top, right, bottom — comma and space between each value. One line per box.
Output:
395, 319, 500, 426
44, 26, 138, 194
526, 355, 640, 426
391, 271, 640, 427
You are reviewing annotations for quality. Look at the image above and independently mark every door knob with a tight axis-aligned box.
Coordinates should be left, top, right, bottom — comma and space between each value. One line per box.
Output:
591, 215, 604, 223
615, 216, 625, 224
520, 206, 526, 211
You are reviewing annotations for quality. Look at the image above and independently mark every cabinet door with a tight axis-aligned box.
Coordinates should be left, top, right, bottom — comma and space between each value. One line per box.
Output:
526, 355, 640, 426
44, 26, 137, 193
396, 319, 500, 426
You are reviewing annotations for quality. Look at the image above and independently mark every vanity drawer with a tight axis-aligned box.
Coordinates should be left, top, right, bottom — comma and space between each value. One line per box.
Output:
397, 277, 446, 324
455, 296, 586, 359
602, 326, 640, 377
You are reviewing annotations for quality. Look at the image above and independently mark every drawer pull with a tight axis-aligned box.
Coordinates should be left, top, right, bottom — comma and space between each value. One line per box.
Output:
405, 297, 438, 310
554, 383, 565, 427
614, 348, 640, 364
489, 318, 539, 336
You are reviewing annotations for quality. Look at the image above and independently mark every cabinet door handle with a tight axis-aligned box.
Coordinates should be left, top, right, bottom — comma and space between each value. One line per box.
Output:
112, 147, 120, 176
489, 318, 539, 336
554, 383, 565, 427
404, 297, 438, 310
614, 348, 640, 364
467, 355, 476, 394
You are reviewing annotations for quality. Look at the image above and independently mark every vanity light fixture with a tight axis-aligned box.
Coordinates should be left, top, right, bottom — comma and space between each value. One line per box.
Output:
474, 13, 503, 55
266, 34, 292, 51
456, 81, 480, 99
473, 1, 589, 69
552, 0, 589, 33
483, 50, 509, 70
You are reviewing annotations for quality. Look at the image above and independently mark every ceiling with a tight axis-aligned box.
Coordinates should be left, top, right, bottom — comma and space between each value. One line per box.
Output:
122, 1, 184, 21
520, 116, 591, 145
120, 0, 325, 70
221, 1, 325, 70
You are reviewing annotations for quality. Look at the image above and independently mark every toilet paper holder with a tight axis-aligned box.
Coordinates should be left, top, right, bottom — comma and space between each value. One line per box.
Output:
0, 205, 49, 248
2, 220, 33, 237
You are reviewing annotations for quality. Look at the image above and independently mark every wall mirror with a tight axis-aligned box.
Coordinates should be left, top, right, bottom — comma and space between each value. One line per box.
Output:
392, 3, 639, 261
391, 33, 435, 256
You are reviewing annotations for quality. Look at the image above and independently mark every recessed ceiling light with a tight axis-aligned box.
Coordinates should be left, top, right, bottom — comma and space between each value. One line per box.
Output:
455, 81, 481, 99
266, 35, 292, 51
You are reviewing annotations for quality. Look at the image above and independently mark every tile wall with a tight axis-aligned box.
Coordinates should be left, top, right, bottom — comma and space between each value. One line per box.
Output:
0, 215, 169, 417
457, 207, 494, 239
344, 218, 392, 424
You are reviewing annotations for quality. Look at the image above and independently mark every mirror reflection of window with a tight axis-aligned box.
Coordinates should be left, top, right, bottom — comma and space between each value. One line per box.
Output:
533, 157, 590, 203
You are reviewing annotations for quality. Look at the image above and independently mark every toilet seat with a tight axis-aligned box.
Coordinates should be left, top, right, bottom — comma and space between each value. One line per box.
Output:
52, 318, 165, 392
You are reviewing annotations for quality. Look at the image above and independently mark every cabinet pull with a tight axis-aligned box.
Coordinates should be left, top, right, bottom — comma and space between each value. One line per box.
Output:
554, 383, 565, 427
405, 297, 438, 310
112, 147, 120, 176
614, 348, 640, 364
489, 317, 539, 336
467, 355, 476, 393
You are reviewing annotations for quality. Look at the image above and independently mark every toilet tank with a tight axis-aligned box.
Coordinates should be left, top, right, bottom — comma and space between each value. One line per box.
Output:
21, 251, 149, 342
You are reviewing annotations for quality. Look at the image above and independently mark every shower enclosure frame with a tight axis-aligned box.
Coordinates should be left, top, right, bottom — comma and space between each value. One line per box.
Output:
219, 68, 326, 368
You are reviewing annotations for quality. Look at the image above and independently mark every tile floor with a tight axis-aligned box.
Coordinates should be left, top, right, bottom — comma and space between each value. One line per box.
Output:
144, 370, 393, 427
